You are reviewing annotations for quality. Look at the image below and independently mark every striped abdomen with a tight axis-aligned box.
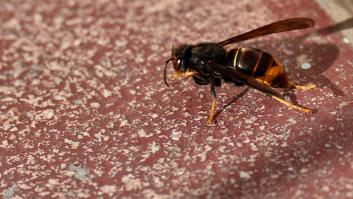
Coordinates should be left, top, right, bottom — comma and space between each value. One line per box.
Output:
226, 47, 288, 87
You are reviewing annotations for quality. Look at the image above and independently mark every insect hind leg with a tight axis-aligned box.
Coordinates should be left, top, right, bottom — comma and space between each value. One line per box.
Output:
288, 82, 316, 90
271, 95, 312, 113
258, 89, 313, 113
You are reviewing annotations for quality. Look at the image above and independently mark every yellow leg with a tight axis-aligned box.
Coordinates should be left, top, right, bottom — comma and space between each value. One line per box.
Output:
173, 71, 198, 80
272, 95, 312, 113
207, 99, 217, 125
289, 82, 316, 90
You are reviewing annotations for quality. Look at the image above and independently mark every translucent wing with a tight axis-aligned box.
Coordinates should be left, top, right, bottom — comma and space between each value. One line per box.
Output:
217, 18, 315, 46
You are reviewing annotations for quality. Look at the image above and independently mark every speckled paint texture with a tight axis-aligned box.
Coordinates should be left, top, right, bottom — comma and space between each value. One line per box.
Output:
1, 0, 353, 198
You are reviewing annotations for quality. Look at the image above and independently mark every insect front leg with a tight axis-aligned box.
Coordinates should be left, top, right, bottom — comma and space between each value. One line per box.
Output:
173, 70, 198, 80
207, 77, 219, 125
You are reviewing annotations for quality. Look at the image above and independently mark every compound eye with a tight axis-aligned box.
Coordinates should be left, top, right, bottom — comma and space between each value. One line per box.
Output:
171, 59, 179, 71
177, 59, 187, 72
174, 59, 181, 71
177, 59, 181, 65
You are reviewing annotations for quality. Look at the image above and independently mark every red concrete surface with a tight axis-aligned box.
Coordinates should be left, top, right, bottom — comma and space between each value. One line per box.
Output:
1, 0, 353, 198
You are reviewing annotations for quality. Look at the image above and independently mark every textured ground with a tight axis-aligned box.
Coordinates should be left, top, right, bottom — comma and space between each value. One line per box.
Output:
1, 0, 353, 198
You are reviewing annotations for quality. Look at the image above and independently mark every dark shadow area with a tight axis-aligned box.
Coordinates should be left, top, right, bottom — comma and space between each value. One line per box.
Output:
211, 113, 353, 198
210, 18, 353, 198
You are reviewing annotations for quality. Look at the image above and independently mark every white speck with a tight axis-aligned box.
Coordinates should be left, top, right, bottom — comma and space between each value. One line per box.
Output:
330, 111, 337, 115
3, 184, 17, 199
343, 37, 350, 44
281, 142, 288, 147
42, 109, 54, 120
54, 95, 66, 101
64, 139, 80, 149
271, 174, 279, 179
322, 185, 330, 192
47, 179, 59, 188
138, 129, 152, 137
120, 119, 129, 127
129, 89, 137, 95
329, 127, 334, 131
346, 184, 353, 189
13, 64, 26, 78
17, 183, 31, 190
149, 141, 160, 153
60, 40, 71, 50
155, 129, 161, 134
220, 128, 229, 134
69, 165, 89, 181
2, 139, 9, 146
142, 189, 169, 199
103, 89, 112, 97
101, 185, 117, 195
300, 62, 311, 69
82, 132, 90, 137
122, 174, 142, 191
287, 118, 297, 124
339, 102, 348, 108
199, 145, 212, 161
239, 171, 251, 179
2, 97, 14, 102
107, 121, 115, 129
115, 40, 127, 48
250, 143, 258, 151
151, 113, 158, 119
94, 130, 109, 142
34, 13, 43, 23
90, 102, 100, 108
245, 116, 257, 124
300, 168, 308, 173
171, 130, 182, 141
10, 127, 18, 132
9, 134, 16, 140
242, 137, 250, 144
347, 192, 353, 198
